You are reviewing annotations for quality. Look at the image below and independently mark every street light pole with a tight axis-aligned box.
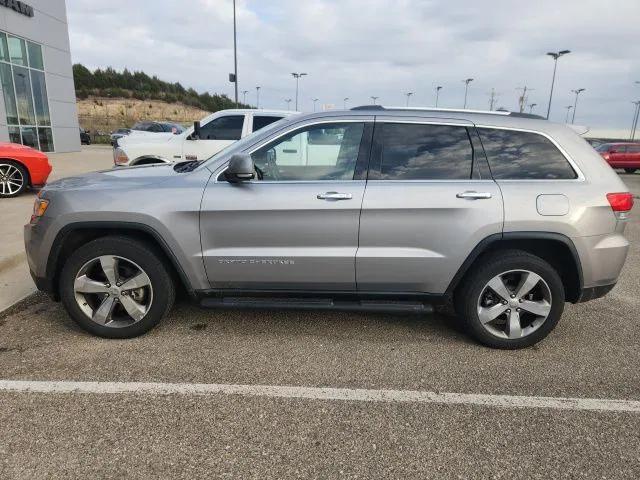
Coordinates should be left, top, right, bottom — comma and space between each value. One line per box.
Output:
291, 73, 307, 111
242, 90, 248, 105
256, 86, 261, 109
571, 88, 585, 124
545, 50, 571, 119
312, 98, 319, 112
343, 97, 349, 109
564, 105, 573, 123
631, 101, 640, 141
405, 92, 414, 107
529, 103, 537, 113
232, 0, 238, 107
462, 78, 474, 109
285, 98, 292, 110
435, 86, 442, 107
371, 96, 379, 105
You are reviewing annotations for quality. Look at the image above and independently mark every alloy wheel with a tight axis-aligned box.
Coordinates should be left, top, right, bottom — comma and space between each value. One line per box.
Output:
477, 269, 552, 340
73, 255, 154, 328
0, 163, 24, 196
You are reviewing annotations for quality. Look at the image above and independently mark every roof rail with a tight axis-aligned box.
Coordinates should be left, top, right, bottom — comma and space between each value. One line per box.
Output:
351, 105, 385, 110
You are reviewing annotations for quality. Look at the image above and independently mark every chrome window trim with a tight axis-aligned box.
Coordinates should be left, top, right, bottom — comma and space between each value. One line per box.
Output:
214, 119, 369, 184
373, 119, 474, 127
474, 124, 585, 181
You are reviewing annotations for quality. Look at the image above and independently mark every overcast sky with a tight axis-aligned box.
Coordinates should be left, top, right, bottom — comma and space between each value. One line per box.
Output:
67, 0, 639, 135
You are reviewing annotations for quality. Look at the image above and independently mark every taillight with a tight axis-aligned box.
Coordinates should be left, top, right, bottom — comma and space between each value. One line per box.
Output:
606, 193, 634, 218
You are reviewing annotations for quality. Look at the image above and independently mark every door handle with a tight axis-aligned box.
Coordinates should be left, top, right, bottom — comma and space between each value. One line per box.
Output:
317, 192, 353, 201
456, 191, 492, 200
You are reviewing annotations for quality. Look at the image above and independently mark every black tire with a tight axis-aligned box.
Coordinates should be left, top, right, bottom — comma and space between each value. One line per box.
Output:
60, 236, 175, 338
456, 249, 565, 349
624, 168, 637, 174
0, 160, 29, 198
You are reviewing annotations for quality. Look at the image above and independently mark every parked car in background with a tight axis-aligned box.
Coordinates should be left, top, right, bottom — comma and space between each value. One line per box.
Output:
110, 122, 186, 147
0, 142, 52, 198
597, 142, 640, 173
26, 107, 633, 349
80, 128, 91, 145
113, 109, 293, 167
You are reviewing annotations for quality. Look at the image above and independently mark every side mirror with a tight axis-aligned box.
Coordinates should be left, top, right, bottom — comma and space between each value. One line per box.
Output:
190, 121, 201, 140
224, 154, 255, 183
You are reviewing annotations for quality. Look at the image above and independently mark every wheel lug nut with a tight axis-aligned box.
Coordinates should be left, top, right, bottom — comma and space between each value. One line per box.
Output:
510, 294, 516, 298
516, 308, 521, 312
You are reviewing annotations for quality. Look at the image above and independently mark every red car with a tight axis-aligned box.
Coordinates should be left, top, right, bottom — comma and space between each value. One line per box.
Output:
0, 142, 52, 198
596, 142, 640, 174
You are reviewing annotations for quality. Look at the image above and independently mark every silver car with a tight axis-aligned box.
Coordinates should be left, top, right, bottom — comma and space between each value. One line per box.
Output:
24, 106, 634, 348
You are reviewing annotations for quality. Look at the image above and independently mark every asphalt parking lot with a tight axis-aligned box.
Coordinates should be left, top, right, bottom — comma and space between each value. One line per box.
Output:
1, 171, 639, 478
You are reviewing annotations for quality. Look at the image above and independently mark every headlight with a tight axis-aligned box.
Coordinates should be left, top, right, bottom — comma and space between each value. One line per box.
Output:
114, 148, 129, 166
30, 193, 49, 224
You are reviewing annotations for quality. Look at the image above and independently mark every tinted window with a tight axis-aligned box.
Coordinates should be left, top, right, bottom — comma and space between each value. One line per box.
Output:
200, 115, 244, 140
250, 122, 365, 181
378, 123, 473, 180
627, 145, 640, 153
478, 128, 577, 180
132, 122, 153, 131
253, 116, 283, 132
595, 143, 612, 153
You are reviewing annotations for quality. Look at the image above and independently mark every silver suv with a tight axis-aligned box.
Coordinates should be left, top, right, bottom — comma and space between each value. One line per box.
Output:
24, 107, 634, 348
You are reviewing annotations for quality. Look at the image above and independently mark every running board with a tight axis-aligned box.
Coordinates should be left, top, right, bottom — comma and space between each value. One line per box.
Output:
200, 296, 434, 314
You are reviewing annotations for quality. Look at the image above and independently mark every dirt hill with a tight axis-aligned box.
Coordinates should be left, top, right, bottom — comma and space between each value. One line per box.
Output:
78, 96, 210, 136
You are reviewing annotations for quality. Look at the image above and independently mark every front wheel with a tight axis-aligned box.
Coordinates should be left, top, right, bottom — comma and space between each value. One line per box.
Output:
456, 250, 565, 349
60, 236, 175, 338
0, 161, 28, 197
624, 168, 637, 174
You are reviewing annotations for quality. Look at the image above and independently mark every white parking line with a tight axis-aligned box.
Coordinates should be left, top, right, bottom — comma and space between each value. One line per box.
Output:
1, 380, 639, 413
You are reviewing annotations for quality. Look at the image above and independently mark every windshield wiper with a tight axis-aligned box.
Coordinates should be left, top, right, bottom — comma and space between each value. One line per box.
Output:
173, 160, 202, 173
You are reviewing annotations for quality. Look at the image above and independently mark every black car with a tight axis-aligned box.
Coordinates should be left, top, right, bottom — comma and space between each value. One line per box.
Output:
79, 128, 91, 145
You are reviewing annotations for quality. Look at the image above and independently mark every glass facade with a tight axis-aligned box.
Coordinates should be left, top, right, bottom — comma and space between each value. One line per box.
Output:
0, 31, 54, 152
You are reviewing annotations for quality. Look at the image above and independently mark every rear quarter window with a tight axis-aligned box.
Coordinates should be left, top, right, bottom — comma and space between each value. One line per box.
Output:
478, 128, 577, 180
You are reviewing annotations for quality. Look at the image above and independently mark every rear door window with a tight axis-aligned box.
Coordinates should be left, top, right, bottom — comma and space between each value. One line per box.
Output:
374, 123, 475, 180
478, 128, 577, 180
253, 116, 283, 132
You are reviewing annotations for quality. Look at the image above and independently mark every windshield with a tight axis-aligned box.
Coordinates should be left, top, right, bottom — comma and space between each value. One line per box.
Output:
203, 116, 293, 165
595, 143, 611, 152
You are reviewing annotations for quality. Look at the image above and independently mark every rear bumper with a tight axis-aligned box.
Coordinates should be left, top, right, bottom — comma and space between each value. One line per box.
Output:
576, 283, 616, 303
573, 233, 629, 292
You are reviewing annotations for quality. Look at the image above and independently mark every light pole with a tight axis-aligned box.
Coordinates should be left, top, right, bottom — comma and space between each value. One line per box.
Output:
462, 78, 474, 109
343, 97, 349, 109
571, 88, 585, 124
371, 96, 379, 105
435, 86, 442, 107
405, 92, 414, 107
285, 98, 292, 110
256, 86, 261, 109
545, 50, 571, 119
528, 103, 537, 113
232, 0, 238, 107
312, 98, 319, 112
242, 90, 248, 105
564, 105, 573, 123
631, 101, 640, 141
291, 73, 307, 111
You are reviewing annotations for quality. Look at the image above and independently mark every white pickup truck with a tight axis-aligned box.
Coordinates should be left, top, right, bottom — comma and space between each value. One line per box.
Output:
113, 109, 294, 167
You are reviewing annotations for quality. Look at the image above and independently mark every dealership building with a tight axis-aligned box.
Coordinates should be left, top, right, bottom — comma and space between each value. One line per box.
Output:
0, 0, 79, 152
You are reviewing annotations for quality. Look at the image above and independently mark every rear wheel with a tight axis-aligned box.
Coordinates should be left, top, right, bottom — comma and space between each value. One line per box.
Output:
0, 161, 28, 197
624, 168, 637, 174
456, 250, 565, 349
60, 236, 175, 338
